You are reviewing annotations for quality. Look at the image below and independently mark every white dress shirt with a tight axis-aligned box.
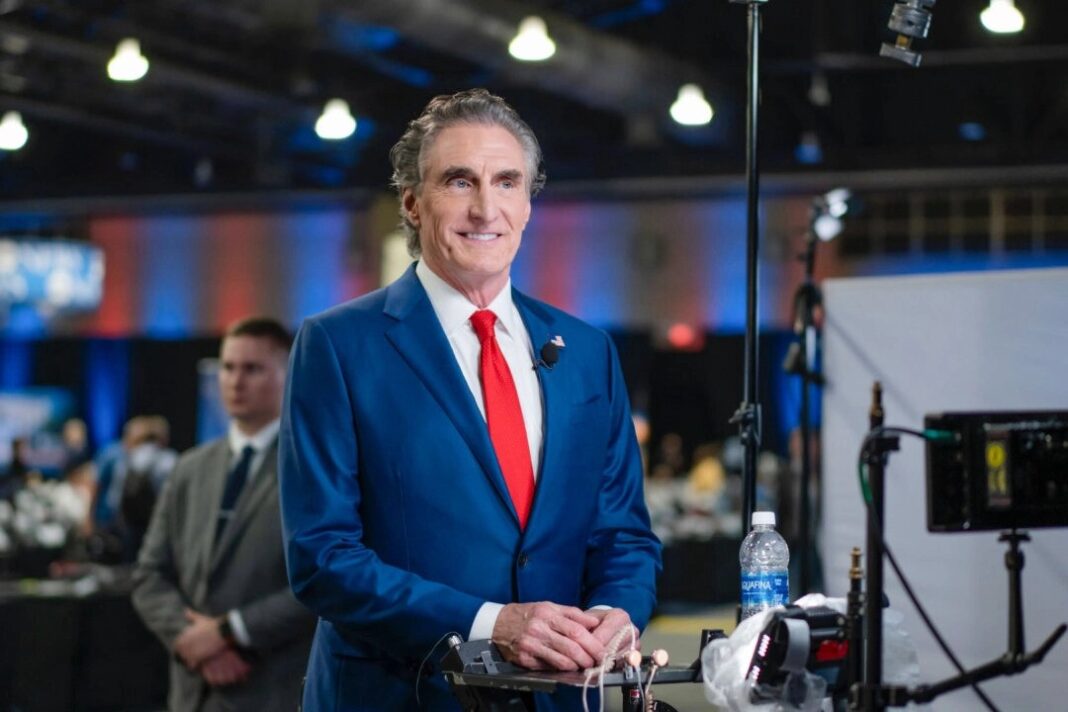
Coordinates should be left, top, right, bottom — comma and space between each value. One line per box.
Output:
227, 419, 280, 482
415, 260, 544, 477
415, 260, 544, 642
223, 418, 281, 647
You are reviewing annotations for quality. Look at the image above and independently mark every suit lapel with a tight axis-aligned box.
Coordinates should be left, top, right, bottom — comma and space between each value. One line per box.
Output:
512, 290, 564, 525
210, 440, 278, 572
383, 266, 518, 524
192, 440, 230, 604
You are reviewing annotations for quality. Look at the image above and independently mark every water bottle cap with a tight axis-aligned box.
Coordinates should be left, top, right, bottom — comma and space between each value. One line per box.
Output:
751, 511, 776, 527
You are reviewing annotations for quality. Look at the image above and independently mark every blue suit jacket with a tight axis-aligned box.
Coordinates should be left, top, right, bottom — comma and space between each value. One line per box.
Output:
279, 264, 661, 711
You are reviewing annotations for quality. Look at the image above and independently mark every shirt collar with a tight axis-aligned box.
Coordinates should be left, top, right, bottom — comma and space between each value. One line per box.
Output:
228, 419, 280, 455
415, 260, 522, 339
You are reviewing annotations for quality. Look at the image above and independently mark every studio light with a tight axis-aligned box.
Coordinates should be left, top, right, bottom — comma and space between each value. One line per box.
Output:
980, 0, 1025, 34
812, 188, 852, 241
107, 38, 149, 82
669, 84, 713, 126
0, 110, 28, 151
509, 16, 556, 61
315, 98, 357, 140
813, 214, 843, 241
823, 188, 851, 218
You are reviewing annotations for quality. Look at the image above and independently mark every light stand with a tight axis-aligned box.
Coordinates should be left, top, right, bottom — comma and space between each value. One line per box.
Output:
783, 269, 820, 595
784, 190, 849, 595
728, 0, 768, 549
898, 532, 1065, 706
856, 383, 896, 711
850, 398, 1067, 711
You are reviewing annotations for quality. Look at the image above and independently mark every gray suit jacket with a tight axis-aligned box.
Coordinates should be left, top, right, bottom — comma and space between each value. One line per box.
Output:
133, 436, 314, 712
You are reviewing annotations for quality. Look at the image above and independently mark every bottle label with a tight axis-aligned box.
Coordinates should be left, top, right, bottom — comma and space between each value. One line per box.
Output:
741, 570, 789, 612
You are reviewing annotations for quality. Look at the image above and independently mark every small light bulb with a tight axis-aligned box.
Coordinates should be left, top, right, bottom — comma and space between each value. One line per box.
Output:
670, 84, 713, 126
107, 38, 149, 82
980, 0, 1025, 34
509, 16, 556, 62
315, 98, 357, 140
0, 110, 28, 151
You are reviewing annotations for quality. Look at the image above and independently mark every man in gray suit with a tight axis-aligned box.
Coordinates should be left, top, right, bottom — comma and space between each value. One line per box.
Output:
133, 317, 315, 712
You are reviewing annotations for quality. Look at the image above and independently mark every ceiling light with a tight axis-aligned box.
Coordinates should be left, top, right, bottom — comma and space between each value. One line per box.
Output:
980, 0, 1025, 34
194, 157, 214, 187
669, 84, 713, 126
509, 16, 556, 62
107, 38, 149, 82
315, 98, 356, 140
959, 121, 987, 141
807, 72, 831, 107
0, 110, 28, 151
795, 130, 823, 165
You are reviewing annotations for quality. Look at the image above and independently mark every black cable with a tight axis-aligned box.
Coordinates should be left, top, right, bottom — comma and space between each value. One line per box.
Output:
416, 631, 463, 706
858, 428, 1001, 712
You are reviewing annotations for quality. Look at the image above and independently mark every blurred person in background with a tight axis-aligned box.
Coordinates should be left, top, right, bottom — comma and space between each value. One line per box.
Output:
61, 417, 93, 473
133, 317, 315, 712
631, 410, 652, 475
61, 418, 96, 539
650, 431, 687, 478
92, 415, 178, 562
675, 442, 736, 540
0, 436, 33, 501
0, 436, 94, 576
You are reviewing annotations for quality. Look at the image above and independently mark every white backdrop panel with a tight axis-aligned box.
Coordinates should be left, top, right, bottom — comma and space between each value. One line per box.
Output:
819, 267, 1068, 711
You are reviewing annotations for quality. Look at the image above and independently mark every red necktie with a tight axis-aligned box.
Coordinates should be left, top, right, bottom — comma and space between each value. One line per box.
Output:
470, 309, 535, 529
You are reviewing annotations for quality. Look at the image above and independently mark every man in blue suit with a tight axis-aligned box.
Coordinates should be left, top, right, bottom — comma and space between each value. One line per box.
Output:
279, 88, 661, 711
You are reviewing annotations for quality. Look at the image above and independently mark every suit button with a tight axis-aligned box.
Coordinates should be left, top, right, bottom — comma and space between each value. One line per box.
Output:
517, 552, 529, 568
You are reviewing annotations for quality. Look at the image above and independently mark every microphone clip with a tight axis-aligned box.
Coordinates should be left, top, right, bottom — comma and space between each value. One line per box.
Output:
532, 337, 562, 371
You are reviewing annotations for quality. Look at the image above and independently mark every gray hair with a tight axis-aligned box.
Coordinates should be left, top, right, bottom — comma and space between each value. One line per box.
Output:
389, 88, 546, 256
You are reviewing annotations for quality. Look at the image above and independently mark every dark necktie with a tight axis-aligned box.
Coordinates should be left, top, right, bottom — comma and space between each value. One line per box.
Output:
216, 445, 255, 542
470, 310, 535, 529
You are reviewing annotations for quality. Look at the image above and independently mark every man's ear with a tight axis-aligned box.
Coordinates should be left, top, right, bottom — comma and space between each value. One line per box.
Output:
402, 188, 419, 227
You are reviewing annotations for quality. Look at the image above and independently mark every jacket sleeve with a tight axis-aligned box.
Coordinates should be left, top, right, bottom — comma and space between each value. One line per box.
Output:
581, 333, 662, 630
236, 586, 316, 654
279, 318, 484, 661
131, 470, 192, 650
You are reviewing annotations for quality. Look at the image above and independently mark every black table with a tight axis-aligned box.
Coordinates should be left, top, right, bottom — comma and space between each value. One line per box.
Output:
0, 578, 168, 712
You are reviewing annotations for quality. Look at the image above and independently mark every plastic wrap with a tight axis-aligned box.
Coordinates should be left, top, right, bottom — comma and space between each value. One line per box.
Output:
701, 594, 922, 711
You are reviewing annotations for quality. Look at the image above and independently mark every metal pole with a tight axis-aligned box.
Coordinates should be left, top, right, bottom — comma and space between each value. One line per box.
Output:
731, 0, 767, 542
862, 383, 886, 711
798, 223, 818, 595
798, 325, 812, 592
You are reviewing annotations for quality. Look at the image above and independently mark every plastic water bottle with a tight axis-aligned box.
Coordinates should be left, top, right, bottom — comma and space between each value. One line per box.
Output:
739, 511, 790, 620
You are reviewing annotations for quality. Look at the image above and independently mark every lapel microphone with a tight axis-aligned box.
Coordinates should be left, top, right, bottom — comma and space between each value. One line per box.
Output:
533, 341, 560, 371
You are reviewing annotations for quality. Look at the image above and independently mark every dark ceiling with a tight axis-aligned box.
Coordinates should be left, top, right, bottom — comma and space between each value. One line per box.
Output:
0, 0, 1065, 201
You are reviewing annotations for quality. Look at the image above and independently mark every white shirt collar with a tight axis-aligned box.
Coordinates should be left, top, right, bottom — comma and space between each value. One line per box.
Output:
228, 419, 280, 455
415, 260, 524, 341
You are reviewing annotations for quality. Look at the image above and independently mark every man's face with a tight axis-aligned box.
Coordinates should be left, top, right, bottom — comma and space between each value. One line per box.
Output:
404, 122, 532, 300
218, 335, 287, 433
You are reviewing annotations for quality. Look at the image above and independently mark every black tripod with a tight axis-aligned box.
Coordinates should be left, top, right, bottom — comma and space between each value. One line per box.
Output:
782, 204, 829, 596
